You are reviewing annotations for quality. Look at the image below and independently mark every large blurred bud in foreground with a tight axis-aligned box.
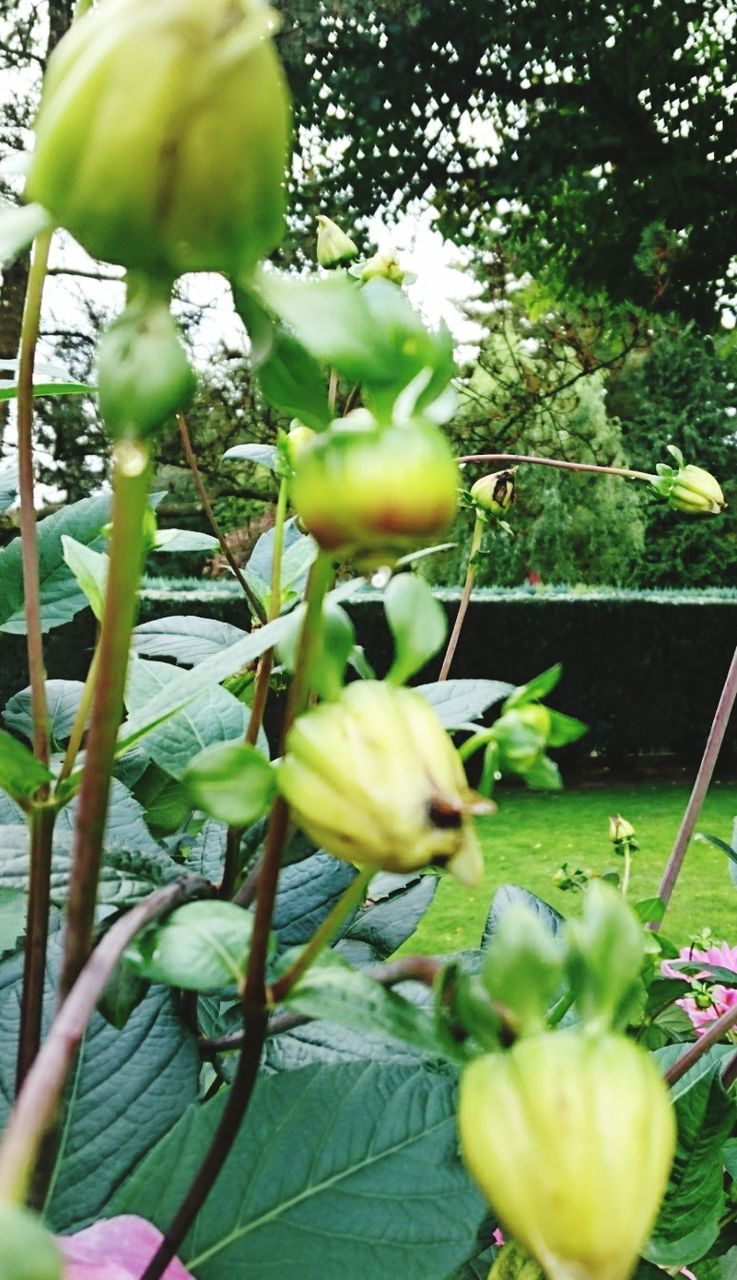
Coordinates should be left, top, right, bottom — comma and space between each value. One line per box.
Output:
458, 1030, 675, 1280
25, 0, 290, 278
290, 412, 459, 567
279, 681, 490, 885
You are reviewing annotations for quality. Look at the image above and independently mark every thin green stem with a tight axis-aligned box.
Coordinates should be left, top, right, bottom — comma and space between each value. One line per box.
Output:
653, 642, 737, 925
0, 877, 210, 1205
456, 452, 654, 483
177, 412, 266, 623
547, 989, 575, 1028
141, 548, 333, 1280
621, 844, 632, 898
17, 230, 52, 769
55, 648, 98, 789
15, 229, 54, 1092
271, 868, 372, 1003
58, 440, 151, 1002
328, 368, 338, 416
439, 514, 483, 681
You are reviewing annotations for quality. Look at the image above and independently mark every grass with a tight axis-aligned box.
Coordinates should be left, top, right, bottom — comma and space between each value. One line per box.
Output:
410, 779, 737, 955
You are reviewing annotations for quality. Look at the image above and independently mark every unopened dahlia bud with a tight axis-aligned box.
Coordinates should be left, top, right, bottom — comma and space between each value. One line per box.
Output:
458, 1031, 675, 1280
491, 705, 551, 775
471, 470, 516, 517
360, 249, 406, 285
97, 286, 196, 440
279, 680, 490, 885
25, 0, 290, 278
290, 414, 458, 566
650, 447, 725, 515
285, 421, 316, 466
609, 814, 635, 843
316, 215, 358, 268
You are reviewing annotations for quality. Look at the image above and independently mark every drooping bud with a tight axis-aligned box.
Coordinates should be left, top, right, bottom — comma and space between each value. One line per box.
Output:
458, 1031, 675, 1280
649, 446, 725, 515
97, 283, 196, 440
316, 215, 358, 268
360, 249, 406, 285
279, 680, 490, 885
609, 814, 636, 843
25, 0, 290, 278
290, 413, 459, 567
471, 470, 516, 517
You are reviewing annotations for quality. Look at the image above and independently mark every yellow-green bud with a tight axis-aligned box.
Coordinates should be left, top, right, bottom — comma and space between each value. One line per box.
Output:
290, 414, 459, 567
0, 1203, 63, 1279
492, 705, 551, 775
609, 814, 635, 843
285, 421, 317, 466
97, 288, 196, 440
458, 1031, 675, 1280
316, 215, 358, 268
279, 680, 489, 885
667, 464, 725, 515
471, 470, 516, 516
360, 249, 406, 285
25, 0, 290, 278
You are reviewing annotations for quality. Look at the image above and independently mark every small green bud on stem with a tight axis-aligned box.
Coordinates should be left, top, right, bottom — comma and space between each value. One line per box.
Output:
290, 413, 459, 567
471, 469, 516, 517
316, 215, 358, 268
649, 446, 725, 515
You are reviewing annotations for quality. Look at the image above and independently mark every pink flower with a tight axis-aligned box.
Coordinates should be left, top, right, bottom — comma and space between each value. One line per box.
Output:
493, 1228, 506, 1247
661, 944, 737, 1037
58, 1216, 193, 1280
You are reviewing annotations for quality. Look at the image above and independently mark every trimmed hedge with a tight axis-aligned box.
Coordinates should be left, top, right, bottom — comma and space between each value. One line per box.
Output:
3, 582, 737, 764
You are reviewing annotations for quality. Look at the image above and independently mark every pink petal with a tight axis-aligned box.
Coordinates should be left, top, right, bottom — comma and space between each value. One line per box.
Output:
59, 1216, 194, 1280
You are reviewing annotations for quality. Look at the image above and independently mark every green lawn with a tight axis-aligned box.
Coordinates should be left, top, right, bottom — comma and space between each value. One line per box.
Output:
410, 779, 737, 954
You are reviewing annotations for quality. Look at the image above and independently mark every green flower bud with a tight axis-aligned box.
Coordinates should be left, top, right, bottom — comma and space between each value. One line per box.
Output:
97, 286, 196, 440
279, 680, 490, 885
285, 421, 317, 466
471, 470, 516, 516
316, 215, 358, 268
458, 1031, 675, 1280
649, 447, 726, 515
609, 814, 635, 843
0, 1203, 63, 1279
666, 464, 725, 515
290, 414, 459, 567
25, 0, 290, 278
492, 705, 550, 775
360, 249, 406, 285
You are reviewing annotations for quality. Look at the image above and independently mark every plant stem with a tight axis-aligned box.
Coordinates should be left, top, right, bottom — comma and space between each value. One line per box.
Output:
621, 843, 632, 898
15, 230, 54, 1091
456, 452, 654, 482
0, 877, 210, 1204
654, 642, 737, 923
58, 440, 151, 1002
220, 478, 288, 899
270, 867, 372, 1003
141, 550, 331, 1280
17, 230, 52, 769
439, 513, 483, 681
15, 807, 55, 1093
177, 412, 266, 622
56, 648, 99, 789
663, 1000, 737, 1088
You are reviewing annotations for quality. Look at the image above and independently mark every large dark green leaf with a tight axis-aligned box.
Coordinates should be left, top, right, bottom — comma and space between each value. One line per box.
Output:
258, 328, 332, 430
4, 680, 85, 749
113, 1061, 485, 1280
272, 853, 358, 947
340, 870, 437, 959
132, 616, 249, 667
0, 941, 199, 1232
481, 885, 564, 950
0, 493, 112, 634
646, 1047, 737, 1267
417, 680, 514, 729
0, 824, 179, 906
